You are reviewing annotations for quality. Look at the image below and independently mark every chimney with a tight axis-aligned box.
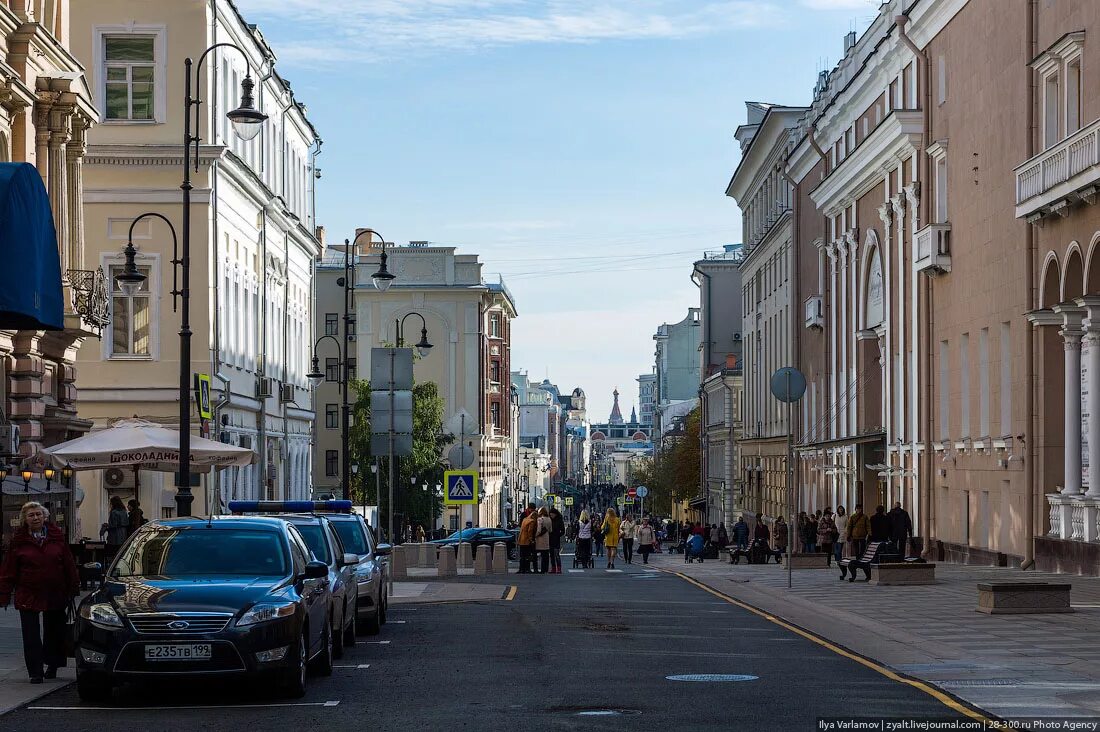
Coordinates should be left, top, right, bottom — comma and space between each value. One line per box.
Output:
725, 353, 737, 370
314, 225, 325, 245
843, 30, 857, 53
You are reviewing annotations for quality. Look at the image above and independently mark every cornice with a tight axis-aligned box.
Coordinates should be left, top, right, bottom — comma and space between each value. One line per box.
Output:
85, 143, 225, 167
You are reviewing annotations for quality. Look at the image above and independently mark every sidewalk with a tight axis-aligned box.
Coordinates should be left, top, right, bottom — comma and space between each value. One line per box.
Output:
0, 609, 74, 715
645, 550, 1100, 719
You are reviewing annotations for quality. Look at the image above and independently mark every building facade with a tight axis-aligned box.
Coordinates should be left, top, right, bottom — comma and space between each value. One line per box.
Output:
637, 372, 656, 427
71, 0, 321, 529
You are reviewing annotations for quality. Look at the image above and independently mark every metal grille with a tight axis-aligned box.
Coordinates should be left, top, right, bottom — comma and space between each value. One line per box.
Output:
128, 613, 233, 634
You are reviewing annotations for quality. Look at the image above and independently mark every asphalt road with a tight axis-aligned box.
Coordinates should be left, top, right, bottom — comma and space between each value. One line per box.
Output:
4, 553, 975, 731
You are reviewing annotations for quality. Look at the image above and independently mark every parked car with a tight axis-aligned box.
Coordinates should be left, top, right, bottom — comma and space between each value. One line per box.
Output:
75, 515, 333, 702
323, 511, 391, 634
429, 527, 517, 560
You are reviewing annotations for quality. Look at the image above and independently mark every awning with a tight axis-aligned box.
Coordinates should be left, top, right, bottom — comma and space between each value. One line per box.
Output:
0, 163, 63, 330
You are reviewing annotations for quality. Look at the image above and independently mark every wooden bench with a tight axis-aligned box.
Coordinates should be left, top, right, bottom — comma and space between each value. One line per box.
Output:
838, 541, 900, 582
977, 582, 1074, 614
870, 561, 936, 585
726, 544, 783, 565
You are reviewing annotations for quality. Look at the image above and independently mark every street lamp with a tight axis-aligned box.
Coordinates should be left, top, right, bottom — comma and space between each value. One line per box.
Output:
43, 466, 55, 491
350, 228, 395, 292
396, 312, 433, 358
21, 468, 33, 491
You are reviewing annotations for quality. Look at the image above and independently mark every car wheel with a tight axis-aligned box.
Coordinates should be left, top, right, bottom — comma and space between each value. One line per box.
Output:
380, 588, 387, 624
343, 598, 358, 647
76, 670, 112, 703
310, 618, 334, 676
279, 630, 308, 699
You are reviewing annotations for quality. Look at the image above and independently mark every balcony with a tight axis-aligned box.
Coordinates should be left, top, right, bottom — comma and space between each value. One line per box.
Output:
804, 295, 824, 330
65, 267, 110, 336
914, 223, 952, 275
1015, 117, 1100, 221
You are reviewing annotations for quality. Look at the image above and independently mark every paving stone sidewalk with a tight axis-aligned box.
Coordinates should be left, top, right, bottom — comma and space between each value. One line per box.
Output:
0, 609, 74, 716
645, 551, 1100, 720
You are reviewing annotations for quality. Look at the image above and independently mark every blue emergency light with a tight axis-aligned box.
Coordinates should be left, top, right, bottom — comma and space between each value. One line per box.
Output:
227, 500, 353, 514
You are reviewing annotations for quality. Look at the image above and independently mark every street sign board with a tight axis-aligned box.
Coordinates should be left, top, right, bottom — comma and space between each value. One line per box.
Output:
370, 433, 413, 456
635, 486, 649, 498
624, 498, 634, 504
627, 487, 637, 498
370, 348, 414, 390
194, 374, 212, 419
443, 470, 479, 505
564, 497, 574, 506
770, 366, 807, 403
371, 390, 413, 434
447, 444, 475, 469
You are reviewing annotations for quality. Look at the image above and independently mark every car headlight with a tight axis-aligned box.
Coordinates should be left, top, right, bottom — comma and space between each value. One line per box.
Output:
237, 602, 297, 627
79, 602, 122, 629
355, 560, 376, 578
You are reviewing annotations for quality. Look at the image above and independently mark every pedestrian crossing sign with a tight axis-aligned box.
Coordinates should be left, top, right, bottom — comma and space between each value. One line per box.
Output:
443, 470, 479, 505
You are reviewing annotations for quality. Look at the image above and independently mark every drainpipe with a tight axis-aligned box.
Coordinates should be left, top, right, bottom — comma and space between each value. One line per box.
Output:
896, 12, 936, 559
1022, 0, 1038, 570
309, 138, 323, 235
282, 228, 290, 500
258, 208, 267, 500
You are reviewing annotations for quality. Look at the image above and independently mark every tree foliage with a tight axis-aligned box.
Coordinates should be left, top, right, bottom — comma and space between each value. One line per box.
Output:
348, 379, 451, 532
628, 407, 701, 517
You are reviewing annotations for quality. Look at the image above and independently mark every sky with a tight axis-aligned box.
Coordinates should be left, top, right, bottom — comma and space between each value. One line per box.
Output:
235, 0, 882, 421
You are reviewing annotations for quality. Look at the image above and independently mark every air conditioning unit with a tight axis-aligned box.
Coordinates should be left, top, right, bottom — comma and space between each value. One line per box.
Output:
0, 423, 18, 456
733, 333, 742, 342
104, 467, 136, 491
804, 295, 825, 330
256, 377, 273, 399
279, 384, 295, 403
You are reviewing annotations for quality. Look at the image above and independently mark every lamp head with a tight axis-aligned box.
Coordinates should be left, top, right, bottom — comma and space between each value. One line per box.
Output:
415, 327, 433, 358
0, 464, 7, 481
61, 465, 74, 480
227, 74, 267, 141
43, 467, 55, 481
371, 249, 395, 292
115, 241, 146, 296
307, 356, 325, 388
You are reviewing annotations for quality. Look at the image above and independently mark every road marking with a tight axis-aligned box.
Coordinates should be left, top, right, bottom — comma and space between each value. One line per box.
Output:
387, 620, 407, 624
606, 569, 623, 573
657, 567, 991, 723
504, 585, 518, 601
363, 640, 391, 644
31, 701, 342, 711
334, 664, 371, 669
568, 569, 584, 573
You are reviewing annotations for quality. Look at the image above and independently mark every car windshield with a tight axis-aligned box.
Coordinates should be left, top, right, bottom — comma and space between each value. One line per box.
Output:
111, 527, 288, 577
292, 523, 331, 563
331, 520, 368, 555
445, 529, 481, 540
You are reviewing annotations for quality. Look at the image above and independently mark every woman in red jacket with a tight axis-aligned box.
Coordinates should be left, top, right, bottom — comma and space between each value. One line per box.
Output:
0, 501, 79, 684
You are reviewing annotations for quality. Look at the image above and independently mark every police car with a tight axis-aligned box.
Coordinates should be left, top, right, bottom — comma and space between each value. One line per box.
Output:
75, 512, 336, 702
321, 511, 391, 634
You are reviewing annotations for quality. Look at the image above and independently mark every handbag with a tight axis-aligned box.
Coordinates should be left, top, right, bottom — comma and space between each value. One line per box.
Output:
63, 599, 78, 658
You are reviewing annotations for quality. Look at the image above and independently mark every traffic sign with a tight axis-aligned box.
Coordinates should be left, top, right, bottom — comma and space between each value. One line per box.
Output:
624, 498, 635, 504
627, 487, 637, 498
564, 497, 574, 506
443, 470, 479, 505
635, 486, 649, 498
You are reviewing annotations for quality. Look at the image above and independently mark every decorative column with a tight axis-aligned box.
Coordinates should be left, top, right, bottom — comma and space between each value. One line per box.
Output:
66, 116, 88, 272
891, 193, 907, 439
1055, 305, 1086, 497
847, 228, 860, 437
826, 240, 838, 440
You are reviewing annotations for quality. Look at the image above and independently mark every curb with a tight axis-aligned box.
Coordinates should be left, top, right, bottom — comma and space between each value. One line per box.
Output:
0, 679, 73, 717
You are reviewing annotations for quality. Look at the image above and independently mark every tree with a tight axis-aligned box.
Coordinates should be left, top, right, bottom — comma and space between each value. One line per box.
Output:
347, 379, 451, 535
630, 407, 702, 518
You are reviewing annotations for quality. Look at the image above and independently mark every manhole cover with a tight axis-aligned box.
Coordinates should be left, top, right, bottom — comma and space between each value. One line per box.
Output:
666, 674, 758, 682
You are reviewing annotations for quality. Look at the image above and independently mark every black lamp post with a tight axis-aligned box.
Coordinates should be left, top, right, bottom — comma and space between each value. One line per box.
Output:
395, 312, 433, 357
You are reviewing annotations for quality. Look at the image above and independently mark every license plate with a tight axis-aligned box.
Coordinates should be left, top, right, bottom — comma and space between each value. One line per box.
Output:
144, 643, 212, 661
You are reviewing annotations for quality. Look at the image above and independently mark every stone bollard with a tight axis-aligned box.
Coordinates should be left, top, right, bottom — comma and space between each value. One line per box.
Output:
474, 545, 491, 575
437, 545, 457, 577
391, 545, 408, 580
457, 542, 473, 569
418, 542, 433, 568
492, 542, 508, 574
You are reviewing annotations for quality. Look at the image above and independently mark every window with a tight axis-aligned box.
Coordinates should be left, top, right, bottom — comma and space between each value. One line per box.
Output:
325, 450, 339, 477
979, 328, 990, 437
939, 340, 949, 440
491, 402, 501, 428
109, 264, 152, 358
347, 358, 357, 381
960, 333, 970, 437
1000, 322, 1012, 436
103, 36, 155, 121
1066, 57, 1082, 135
1043, 72, 1060, 148
325, 313, 338, 336
936, 54, 946, 105
489, 313, 501, 338
347, 315, 356, 337
325, 357, 340, 382
325, 404, 338, 429
490, 360, 501, 383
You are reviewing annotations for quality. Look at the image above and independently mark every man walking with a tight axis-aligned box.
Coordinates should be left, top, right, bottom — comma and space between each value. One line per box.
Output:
517, 504, 537, 574
887, 502, 913, 557
732, 516, 749, 551
846, 504, 870, 560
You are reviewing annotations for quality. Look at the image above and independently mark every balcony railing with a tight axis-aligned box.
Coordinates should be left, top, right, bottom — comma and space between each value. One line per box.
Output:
67, 267, 111, 330
1015, 117, 1100, 220
914, 223, 952, 275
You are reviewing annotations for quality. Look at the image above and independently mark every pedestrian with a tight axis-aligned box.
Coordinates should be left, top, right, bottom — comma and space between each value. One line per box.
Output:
517, 509, 537, 574
708, 524, 719, 546
693, 521, 706, 536
601, 508, 621, 569
717, 522, 729, 548
101, 496, 129, 557
594, 515, 605, 558
773, 515, 788, 555
753, 517, 770, 544
870, 504, 891, 544
847, 503, 870, 559
535, 507, 552, 574
817, 508, 837, 565
126, 499, 144, 537
620, 514, 636, 565
548, 506, 565, 574
833, 506, 848, 563
801, 511, 818, 553
636, 517, 656, 564
732, 516, 749, 550
414, 524, 426, 543
888, 502, 913, 556
0, 502, 79, 684
576, 510, 593, 566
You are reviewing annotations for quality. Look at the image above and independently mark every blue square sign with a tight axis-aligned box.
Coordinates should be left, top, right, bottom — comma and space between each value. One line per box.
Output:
444, 470, 479, 505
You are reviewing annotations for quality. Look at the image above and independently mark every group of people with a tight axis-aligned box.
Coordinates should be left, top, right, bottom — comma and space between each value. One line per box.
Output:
101, 495, 145, 554
794, 502, 913, 565
516, 504, 567, 573
518, 506, 661, 571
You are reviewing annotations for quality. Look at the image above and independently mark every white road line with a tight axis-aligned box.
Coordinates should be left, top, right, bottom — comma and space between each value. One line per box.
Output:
334, 664, 371, 669
363, 640, 391, 644
387, 620, 407, 624
31, 701, 341, 711
568, 569, 584, 573
606, 569, 623, 573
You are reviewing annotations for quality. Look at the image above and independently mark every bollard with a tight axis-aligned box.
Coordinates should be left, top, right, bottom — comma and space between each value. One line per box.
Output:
418, 542, 433, 568
474, 545, 491, 575
437, 544, 457, 577
457, 542, 473, 569
492, 542, 508, 574
391, 545, 408, 579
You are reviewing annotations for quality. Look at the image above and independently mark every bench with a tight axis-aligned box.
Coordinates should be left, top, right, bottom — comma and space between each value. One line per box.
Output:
977, 582, 1074, 614
838, 541, 901, 582
726, 543, 783, 565
870, 561, 936, 585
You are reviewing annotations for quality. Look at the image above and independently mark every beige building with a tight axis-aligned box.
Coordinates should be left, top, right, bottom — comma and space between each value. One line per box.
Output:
70, 0, 322, 529
314, 239, 517, 533
0, 1, 100, 543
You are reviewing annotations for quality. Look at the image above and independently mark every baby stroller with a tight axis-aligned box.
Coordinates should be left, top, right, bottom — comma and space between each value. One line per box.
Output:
573, 537, 595, 568
684, 534, 705, 563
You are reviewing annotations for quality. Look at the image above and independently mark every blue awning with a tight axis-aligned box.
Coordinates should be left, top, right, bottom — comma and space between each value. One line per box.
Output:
0, 163, 62, 330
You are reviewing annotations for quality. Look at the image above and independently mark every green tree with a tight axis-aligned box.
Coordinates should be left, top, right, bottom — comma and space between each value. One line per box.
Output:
630, 407, 702, 517
347, 379, 451, 536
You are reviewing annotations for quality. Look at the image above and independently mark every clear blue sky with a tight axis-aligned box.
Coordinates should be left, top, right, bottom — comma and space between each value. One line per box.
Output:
236, 0, 880, 421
